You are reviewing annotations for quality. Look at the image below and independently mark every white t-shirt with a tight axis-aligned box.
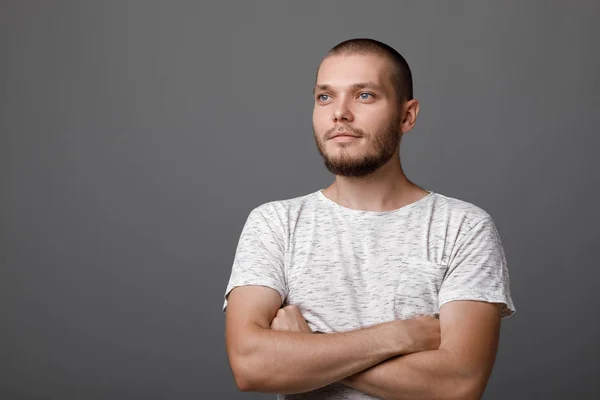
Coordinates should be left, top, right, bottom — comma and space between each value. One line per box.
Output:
223, 189, 515, 399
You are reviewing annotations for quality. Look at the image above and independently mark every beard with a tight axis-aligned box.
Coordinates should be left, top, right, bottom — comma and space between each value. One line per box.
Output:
314, 117, 401, 177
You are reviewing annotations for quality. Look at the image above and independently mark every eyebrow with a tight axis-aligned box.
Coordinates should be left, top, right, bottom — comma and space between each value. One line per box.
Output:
313, 81, 384, 95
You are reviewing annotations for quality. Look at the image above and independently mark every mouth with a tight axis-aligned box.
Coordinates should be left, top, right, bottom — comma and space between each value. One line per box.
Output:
330, 132, 361, 140
330, 133, 361, 143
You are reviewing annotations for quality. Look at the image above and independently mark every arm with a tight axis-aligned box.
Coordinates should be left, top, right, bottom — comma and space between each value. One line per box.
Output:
340, 300, 502, 400
225, 285, 439, 394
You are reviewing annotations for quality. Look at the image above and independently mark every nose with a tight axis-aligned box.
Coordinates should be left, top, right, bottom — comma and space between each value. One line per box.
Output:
332, 98, 354, 123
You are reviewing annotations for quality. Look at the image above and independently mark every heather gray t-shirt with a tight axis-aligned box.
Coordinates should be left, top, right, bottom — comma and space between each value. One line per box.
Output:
223, 190, 515, 399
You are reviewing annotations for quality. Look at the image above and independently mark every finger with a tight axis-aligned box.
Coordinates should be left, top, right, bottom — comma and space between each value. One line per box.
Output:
271, 322, 283, 331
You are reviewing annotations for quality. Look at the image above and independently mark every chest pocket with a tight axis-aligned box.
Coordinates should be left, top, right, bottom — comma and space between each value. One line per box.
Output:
391, 256, 447, 320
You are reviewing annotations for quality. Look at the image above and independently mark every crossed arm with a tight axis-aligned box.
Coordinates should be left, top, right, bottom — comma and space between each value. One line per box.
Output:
225, 285, 502, 400
338, 300, 501, 400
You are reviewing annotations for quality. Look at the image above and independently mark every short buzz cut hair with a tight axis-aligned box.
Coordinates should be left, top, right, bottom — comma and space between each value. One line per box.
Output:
323, 38, 413, 103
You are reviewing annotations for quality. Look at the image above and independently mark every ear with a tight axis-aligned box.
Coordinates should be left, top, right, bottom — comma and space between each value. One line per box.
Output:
400, 99, 420, 133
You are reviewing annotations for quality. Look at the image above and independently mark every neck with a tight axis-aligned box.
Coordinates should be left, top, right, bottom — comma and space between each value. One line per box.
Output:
322, 155, 429, 212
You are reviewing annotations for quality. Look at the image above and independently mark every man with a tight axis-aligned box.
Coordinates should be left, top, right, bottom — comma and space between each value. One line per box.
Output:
222, 38, 515, 400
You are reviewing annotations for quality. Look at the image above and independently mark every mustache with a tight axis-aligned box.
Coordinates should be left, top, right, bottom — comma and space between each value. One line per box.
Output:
324, 125, 366, 140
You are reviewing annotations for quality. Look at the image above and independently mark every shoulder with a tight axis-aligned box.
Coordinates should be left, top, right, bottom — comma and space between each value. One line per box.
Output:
246, 190, 321, 227
429, 191, 496, 235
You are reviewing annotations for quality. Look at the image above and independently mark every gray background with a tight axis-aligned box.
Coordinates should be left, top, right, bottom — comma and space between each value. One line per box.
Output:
1, 1, 598, 399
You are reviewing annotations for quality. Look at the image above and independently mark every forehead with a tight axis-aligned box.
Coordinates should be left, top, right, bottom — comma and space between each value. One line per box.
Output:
316, 53, 392, 88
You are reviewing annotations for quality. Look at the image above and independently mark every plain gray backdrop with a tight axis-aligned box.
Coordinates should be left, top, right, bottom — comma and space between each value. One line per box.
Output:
1, 1, 599, 399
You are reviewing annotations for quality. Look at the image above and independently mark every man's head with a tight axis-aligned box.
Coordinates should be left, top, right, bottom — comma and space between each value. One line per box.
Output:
312, 38, 419, 177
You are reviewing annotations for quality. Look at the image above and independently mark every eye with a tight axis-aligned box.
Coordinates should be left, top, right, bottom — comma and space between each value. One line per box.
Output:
359, 92, 374, 100
317, 94, 330, 102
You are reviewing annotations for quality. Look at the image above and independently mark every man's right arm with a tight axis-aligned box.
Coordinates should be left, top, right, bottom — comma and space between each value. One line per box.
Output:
225, 285, 439, 395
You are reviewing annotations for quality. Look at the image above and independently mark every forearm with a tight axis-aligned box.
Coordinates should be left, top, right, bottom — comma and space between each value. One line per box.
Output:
231, 322, 401, 394
341, 349, 487, 400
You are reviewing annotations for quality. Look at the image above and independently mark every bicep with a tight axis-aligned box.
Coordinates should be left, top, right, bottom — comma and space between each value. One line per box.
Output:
438, 300, 502, 377
225, 285, 282, 355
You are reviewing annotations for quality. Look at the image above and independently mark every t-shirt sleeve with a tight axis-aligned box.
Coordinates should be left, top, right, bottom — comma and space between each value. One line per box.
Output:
222, 206, 287, 312
438, 216, 515, 318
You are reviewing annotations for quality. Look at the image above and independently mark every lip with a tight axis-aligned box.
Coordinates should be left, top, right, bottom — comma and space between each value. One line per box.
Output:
331, 134, 361, 143
330, 132, 361, 140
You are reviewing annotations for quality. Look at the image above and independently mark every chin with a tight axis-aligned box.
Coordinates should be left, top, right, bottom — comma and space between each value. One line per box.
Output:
327, 154, 365, 165
327, 142, 363, 152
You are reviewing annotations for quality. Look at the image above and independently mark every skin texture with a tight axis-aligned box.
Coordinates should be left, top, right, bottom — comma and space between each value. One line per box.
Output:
271, 295, 501, 400
313, 54, 404, 178
225, 52, 503, 399
225, 285, 441, 394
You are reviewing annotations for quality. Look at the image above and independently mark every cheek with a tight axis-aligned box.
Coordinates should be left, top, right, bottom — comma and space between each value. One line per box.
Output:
312, 109, 329, 133
354, 105, 391, 122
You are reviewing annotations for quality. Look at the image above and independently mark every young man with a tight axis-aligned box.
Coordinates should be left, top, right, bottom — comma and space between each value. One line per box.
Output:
222, 38, 515, 400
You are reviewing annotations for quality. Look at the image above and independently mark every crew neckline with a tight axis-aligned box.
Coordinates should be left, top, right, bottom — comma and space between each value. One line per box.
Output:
316, 189, 435, 216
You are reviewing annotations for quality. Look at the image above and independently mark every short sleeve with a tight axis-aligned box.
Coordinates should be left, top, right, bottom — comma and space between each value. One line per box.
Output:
222, 206, 287, 312
439, 217, 515, 318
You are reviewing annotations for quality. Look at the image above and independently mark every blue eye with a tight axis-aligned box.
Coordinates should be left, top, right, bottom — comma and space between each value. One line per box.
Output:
359, 93, 373, 100
318, 94, 330, 102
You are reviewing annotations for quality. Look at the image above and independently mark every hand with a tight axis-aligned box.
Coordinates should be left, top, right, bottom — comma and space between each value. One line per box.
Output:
397, 315, 441, 354
270, 304, 313, 334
